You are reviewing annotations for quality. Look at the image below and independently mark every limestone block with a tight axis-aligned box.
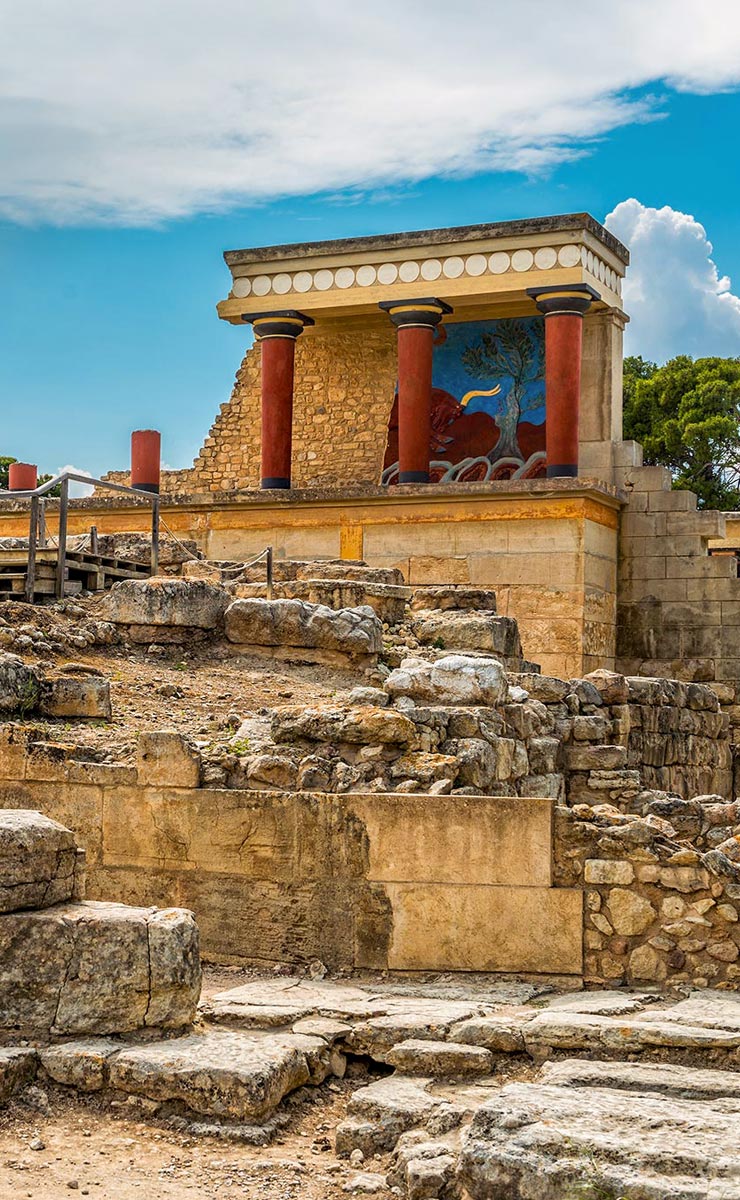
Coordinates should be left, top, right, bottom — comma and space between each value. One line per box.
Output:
584, 859, 634, 885
137, 731, 201, 788
582, 668, 630, 704
412, 611, 521, 658
272, 705, 415, 747
386, 655, 507, 707
565, 744, 627, 771
0, 809, 79, 913
41, 1038, 120, 1091
0, 1047, 37, 1102
0, 900, 200, 1035
510, 674, 570, 703
386, 1039, 493, 1076
107, 1029, 330, 1120
0, 653, 41, 715
99, 578, 228, 628
607, 888, 657, 935
225, 598, 382, 661
40, 676, 111, 720
459, 1081, 740, 1200
410, 586, 497, 613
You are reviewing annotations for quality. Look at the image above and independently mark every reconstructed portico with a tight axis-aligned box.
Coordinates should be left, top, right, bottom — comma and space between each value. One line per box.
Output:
214, 213, 628, 493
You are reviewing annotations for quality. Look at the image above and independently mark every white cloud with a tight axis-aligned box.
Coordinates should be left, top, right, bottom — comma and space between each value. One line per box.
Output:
56, 465, 95, 499
1, 1, 740, 225
605, 199, 740, 362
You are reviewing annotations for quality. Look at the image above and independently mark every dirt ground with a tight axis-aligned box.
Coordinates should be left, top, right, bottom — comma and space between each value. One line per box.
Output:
0, 1075, 371, 1200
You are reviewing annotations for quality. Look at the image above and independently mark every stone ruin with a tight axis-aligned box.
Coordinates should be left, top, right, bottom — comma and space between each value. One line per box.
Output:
1, 556, 740, 1196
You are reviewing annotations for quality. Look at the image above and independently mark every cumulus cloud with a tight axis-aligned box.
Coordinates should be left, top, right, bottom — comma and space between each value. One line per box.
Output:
605, 199, 740, 362
1, 1, 740, 224
56, 465, 95, 499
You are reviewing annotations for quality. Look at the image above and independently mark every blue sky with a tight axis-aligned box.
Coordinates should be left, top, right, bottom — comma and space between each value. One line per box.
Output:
1, 3, 740, 479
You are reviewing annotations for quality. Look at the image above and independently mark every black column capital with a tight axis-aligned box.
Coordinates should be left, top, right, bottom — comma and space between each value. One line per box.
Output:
379, 297, 453, 329
242, 310, 315, 339
527, 283, 600, 317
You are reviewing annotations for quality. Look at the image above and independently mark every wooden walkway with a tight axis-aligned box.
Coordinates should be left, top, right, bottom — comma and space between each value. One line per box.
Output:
0, 547, 151, 601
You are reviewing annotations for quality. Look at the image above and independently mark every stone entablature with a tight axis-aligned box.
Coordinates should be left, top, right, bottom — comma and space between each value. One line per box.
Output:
217, 213, 628, 321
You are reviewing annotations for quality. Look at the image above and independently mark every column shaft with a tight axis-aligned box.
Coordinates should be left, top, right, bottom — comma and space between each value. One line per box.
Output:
131, 430, 161, 493
260, 336, 296, 489
544, 313, 583, 477
397, 324, 435, 483
527, 285, 599, 479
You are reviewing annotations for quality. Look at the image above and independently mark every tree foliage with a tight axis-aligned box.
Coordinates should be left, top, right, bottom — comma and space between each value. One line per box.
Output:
623, 355, 740, 510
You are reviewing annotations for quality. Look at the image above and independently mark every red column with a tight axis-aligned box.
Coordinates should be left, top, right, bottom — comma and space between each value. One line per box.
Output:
528, 285, 598, 478
8, 462, 37, 490
131, 429, 161, 493
244, 311, 314, 489
379, 299, 452, 483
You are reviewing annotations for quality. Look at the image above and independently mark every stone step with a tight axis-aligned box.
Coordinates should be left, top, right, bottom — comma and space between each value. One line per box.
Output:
540, 1057, 740, 1100
523, 1009, 740, 1053
386, 1039, 493, 1076
459, 1081, 740, 1200
40, 1028, 344, 1123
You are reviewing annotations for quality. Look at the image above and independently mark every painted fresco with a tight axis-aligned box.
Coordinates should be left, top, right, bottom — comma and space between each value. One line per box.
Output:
382, 315, 546, 483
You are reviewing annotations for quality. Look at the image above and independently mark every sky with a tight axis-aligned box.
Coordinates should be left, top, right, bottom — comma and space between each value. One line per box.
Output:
1, 0, 740, 480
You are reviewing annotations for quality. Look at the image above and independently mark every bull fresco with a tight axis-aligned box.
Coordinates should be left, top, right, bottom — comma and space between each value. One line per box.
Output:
382, 315, 546, 483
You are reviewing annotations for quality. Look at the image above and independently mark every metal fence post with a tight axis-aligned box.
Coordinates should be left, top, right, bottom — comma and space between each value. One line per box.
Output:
266, 545, 273, 599
151, 497, 160, 577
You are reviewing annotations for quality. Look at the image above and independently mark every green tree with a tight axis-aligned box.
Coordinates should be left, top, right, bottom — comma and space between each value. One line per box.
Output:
623, 355, 740, 510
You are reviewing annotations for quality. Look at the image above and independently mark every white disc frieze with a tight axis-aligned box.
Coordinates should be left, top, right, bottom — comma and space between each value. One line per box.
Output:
314, 269, 334, 291
356, 265, 377, 287
293, 271, 313, 293
465, 254, 487, 276
272, 273, 292, 294
511, 249, 534, 272
335, 267, 355, 289
377, 263, 399, 285
232, 278, 252, 298
443, 256, 464, 278
421, 258, 442, 281
399, 261, 420, 282
488, 251, 510, 274
252, 275, 271, 296
558, 245, 581, 268
534, 247, 557, 270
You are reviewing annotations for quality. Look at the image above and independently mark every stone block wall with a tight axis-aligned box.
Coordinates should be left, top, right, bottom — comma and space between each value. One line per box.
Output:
191, 322, 397, 492
615, 452, 740, 694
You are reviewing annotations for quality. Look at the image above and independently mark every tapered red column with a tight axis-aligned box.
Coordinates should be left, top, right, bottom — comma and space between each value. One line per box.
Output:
131, 430, 161, 493
379, 298, 452, 483
528, 284, 599, 478
243, 310, 314, 489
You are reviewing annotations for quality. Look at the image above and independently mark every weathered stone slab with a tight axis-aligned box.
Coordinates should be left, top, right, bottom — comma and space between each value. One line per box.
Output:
272, 705, 415, 746
347, 1000, 489, 1057
40, 1038, 121, 1091
386, 655, 507, 707
540, 1057, 740, 1100
412, 612, 521, 658
0, 1047, 37, 1102
100, 578, 228, 628
0, 809, 79, 913
459, 1081, 740, 1199
40, 676, 111, 720
0, 901, 199, 1035
337, 1076, 441, 1155
540, 990, 654, 1016
637, 990, 740, 1033
224, 598, 382, 662
108, 1030, 331, 1120
204, 978, 390, 1027
386, 1039, 493, 1076
410, 587, 497, 613
523, 1010, 740, 1052
449, 1016, 526, 1052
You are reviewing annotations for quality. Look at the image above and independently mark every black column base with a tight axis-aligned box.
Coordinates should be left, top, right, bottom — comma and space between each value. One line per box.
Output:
132, 481, 160, 494
398, 470, 430, 484
261, 477, 291, 489
546, 464, 578, 478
